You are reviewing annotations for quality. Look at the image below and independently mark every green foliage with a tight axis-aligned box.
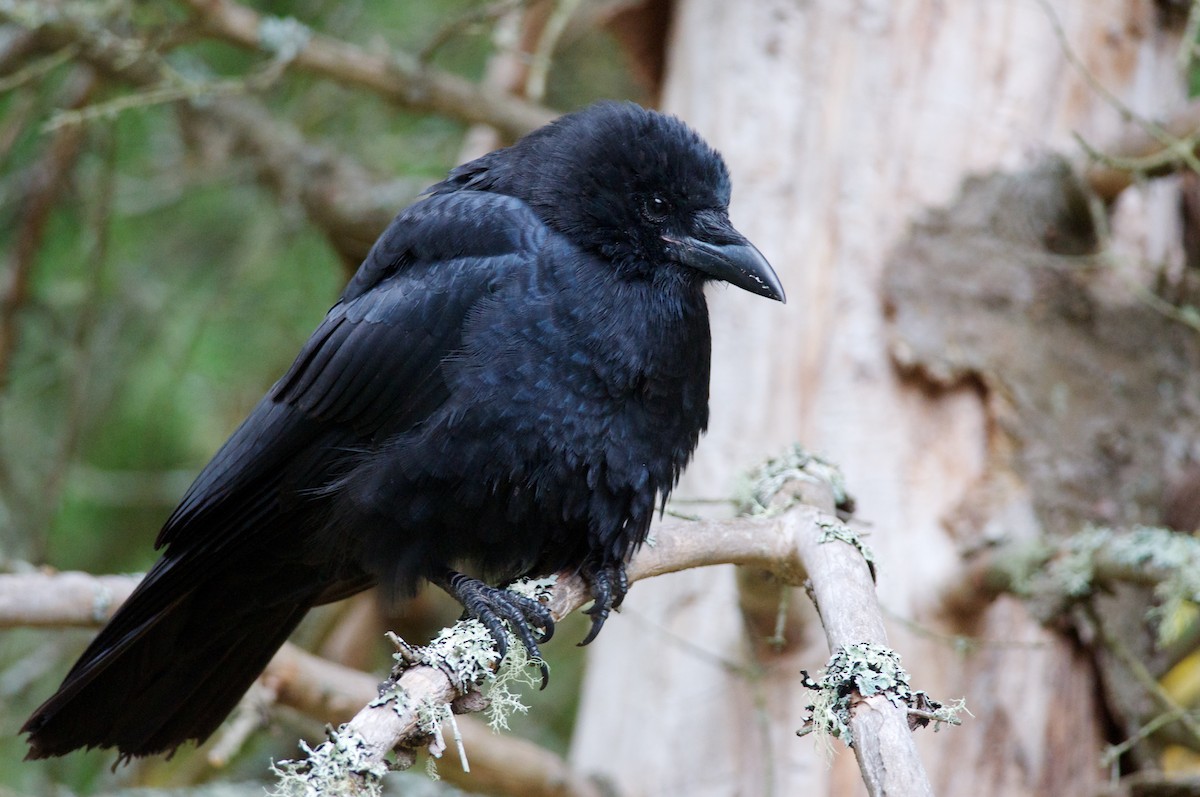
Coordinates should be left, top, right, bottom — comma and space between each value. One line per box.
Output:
0, 0, 637, 792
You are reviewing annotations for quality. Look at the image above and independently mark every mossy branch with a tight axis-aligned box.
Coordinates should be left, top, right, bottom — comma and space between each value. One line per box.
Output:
971, 525, 1200, 636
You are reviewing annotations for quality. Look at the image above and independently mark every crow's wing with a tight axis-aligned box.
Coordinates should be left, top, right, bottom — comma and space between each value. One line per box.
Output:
156, 191, 547, 551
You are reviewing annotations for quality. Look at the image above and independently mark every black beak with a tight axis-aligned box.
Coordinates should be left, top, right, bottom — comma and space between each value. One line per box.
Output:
665, 212, 785, 303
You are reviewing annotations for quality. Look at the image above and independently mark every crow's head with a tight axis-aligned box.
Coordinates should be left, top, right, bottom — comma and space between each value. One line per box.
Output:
442, 102, 784, 302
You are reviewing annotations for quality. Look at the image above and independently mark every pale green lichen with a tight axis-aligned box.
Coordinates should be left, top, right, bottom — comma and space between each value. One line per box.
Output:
414, 697, 449, 739
400, 619, 501, 692
484, 634, 543, 732
1020, 524, 1200, 643
800, 643, 912, 749
1032, 525, 1109, 599
90, 582, 115, 622
278, 581, 553, 792
799, 643, 966, 752
506, 574, 557, 604
385, 578, 552, 733
817, 517, 875, 572
736, 444, 854, 518
368, 679, 413, 717
914, 694, 972, 731
258, 15, 311, 62
270, 727, 387, 797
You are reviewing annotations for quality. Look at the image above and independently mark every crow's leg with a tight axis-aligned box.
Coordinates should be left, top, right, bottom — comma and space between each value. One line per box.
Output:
431, 569, 554, 687
578, 560, 630, 646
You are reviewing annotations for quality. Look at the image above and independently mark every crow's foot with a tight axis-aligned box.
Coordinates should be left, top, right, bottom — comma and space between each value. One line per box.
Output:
578, 561, 629, 647
433, 570, 554, 688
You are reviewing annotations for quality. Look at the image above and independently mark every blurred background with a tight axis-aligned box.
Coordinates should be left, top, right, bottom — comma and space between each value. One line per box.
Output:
0, 1, 647, 792
5, 2, 1200, 796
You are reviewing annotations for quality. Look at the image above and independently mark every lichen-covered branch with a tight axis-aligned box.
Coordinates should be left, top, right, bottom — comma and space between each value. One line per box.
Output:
266, 644, 603, 797
0, 570, 600, 797
969, 525, 1200, 635
1, 488, 946, 797
264, 490, 947, 797
944, 524, 1200, 761
794, 518, 935, 796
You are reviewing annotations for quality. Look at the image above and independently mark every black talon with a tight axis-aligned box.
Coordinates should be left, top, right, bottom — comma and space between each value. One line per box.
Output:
577, 562, 629, 647
610, 566, 629, 610
433, 570, 554, 688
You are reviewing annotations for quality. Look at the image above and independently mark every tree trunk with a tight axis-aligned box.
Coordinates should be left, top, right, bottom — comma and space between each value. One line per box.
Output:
570, 1, 1185, 795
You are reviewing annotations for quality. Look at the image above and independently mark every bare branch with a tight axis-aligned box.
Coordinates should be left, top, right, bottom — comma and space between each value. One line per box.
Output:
0, 569, 136, 627
524, 0, 581, 102
0, 523, 791, 637
177, 95, 423, 266
455, 1, 539, 163
1083, 102, 1200, 201
180, 0, 557, 140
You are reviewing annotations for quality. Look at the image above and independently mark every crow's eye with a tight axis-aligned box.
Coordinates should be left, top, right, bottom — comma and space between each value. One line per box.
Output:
642, 194, 670, 223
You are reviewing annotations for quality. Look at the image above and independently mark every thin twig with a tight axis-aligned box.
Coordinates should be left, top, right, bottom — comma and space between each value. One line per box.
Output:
1032, 0, 1200, 199
1101, 706, 1190, 768
1086, 603, 1200, 750
1036, 0, 1200, 177
1178, 0, 1200, 75
0, 41, 75, 92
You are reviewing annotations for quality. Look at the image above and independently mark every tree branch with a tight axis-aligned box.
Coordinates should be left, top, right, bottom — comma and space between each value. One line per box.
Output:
176, 96, 423, 267
948, 524, 1200, 621
269, 501, 939, 797
0, 3, 426, 266
265, 644, 604, 797
944, 524, 1200, 761
1, 571, 602, 797
0, 569, 135, 627
2, 497, 942, 797
180, 0, 557, 140
1083, 101, 1200, 201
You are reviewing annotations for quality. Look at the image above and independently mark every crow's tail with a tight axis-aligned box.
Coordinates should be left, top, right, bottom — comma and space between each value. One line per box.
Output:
22, 553, 321, 760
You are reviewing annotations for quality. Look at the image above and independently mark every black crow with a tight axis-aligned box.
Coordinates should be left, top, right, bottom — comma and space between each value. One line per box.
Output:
23, 101, 784, 760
